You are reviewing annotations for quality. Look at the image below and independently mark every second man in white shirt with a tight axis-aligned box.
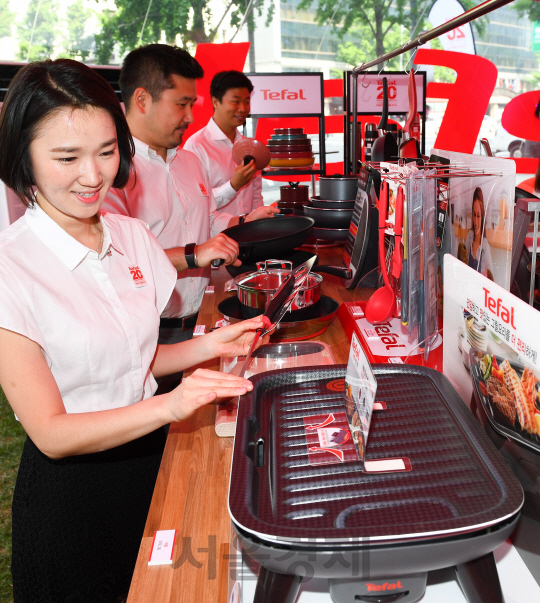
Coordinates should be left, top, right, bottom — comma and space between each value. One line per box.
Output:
184, 70, 263, 216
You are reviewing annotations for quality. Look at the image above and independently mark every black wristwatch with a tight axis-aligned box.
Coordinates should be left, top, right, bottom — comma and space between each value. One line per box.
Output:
184, 243, 198, 269
238, 213, 248, 225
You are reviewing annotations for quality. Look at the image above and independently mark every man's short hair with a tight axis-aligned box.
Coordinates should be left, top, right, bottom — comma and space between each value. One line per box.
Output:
210, 71, 253, 103
120, 44, 204, 110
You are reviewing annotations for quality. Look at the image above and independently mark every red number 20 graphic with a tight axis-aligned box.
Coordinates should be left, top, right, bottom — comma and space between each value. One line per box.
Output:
376, 84, 397, 100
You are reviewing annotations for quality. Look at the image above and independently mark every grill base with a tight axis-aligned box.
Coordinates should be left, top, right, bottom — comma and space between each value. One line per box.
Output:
234, 513, 518, 603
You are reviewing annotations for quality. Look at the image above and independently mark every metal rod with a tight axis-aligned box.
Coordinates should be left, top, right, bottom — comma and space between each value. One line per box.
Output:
352, 0, 514, 74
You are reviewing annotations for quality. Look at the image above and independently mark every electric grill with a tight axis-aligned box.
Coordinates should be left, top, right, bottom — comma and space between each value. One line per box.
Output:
229, 364, 523, 603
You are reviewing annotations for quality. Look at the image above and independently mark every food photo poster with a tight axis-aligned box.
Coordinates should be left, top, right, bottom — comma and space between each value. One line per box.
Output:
443, 255, 540, 451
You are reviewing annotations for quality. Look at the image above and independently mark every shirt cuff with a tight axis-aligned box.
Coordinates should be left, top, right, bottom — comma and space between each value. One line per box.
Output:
214, 182, 237, 209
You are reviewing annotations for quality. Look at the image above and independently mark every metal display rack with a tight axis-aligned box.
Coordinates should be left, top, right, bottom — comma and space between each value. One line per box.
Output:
349, 0, 517, 173
343, 70, 427, 174
246, 71, 326, 181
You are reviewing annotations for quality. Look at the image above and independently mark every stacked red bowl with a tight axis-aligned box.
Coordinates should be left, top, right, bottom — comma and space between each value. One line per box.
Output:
267, 128, 315, 168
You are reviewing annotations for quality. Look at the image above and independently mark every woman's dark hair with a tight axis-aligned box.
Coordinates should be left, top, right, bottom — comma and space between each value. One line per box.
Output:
0, 59, 134, 207
471, 187, 485, 237
120, 44, 204, 111
210, 71, 254, 103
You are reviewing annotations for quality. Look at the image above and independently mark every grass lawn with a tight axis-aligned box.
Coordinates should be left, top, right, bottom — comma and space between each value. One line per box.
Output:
0, 387, 25, 602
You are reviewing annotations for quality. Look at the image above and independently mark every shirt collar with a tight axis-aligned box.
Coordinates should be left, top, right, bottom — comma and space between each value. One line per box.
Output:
25, 203, 117, 271
207, 117, 241, 143
133, 136, 177, 165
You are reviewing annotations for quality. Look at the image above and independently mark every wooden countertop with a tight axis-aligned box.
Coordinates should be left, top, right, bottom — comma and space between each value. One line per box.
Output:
127, 246, 362, 602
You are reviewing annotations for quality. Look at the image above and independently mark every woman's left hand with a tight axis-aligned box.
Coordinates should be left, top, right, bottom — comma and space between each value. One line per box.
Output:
209, 317, 270, 358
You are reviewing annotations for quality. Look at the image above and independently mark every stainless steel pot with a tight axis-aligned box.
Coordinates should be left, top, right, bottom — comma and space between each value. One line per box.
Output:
319, 175, 358, 201
234, 259, 322, 311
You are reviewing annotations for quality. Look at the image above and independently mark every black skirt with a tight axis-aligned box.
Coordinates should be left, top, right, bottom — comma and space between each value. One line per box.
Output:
11, 428, 167, 603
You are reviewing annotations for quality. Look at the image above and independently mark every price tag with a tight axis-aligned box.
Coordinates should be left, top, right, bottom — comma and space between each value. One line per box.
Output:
193, 325, 206, 337
344, 332, 377, 468
148, 529, 177, 566
205, 286, 215, 293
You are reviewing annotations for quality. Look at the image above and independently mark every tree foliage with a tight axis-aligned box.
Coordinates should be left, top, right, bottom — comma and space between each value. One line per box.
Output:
94, 0, 274, 65
0, 0, 13, 39
17, 0, 59, 61
299, 0, 484, 66
514, 0, 540, 22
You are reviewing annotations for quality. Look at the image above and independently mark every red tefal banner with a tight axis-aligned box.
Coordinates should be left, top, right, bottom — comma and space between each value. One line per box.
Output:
248, 74, 323, 115
416, 48, 497, 154
183, 42, 250, 141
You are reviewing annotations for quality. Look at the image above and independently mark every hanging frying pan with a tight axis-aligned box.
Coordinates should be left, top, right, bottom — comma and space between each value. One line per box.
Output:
371, 77, 399, 163
399, 69, 421, 160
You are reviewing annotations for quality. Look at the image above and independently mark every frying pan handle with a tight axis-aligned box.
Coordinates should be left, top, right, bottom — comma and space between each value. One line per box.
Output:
313, 265, 352, 279
211, 259, 225, 267
377, 78, 389, 132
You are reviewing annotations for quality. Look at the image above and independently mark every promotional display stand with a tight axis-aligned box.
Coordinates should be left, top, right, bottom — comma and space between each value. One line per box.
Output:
247, 72, 326, 183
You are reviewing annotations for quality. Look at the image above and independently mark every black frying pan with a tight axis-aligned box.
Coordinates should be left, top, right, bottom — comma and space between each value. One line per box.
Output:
218, 216, 314, 265
371, 77, 399, 163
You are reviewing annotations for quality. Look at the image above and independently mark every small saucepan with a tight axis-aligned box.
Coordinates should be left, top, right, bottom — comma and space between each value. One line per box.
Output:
235, 259, 323, 312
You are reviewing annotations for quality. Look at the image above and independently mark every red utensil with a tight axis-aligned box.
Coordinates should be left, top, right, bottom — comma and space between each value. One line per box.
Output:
404, 68, 420, 142
399, 69, 421, 159
365, 181, 397, 324
392, 186, 404, 280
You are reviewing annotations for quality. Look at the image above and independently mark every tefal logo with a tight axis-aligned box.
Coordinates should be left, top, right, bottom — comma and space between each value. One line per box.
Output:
373, 322, 406, 351
483, 287, 516, 330
365, 581, 404, 591
261, 89, 307, 100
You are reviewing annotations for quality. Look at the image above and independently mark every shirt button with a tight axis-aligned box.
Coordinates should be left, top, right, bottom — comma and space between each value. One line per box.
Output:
191, 278, 194, 282
184, 220, 188, 225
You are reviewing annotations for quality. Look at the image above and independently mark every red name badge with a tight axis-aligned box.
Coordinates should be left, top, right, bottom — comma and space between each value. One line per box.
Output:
129, 265, 147, 288
198, 183, 208, 197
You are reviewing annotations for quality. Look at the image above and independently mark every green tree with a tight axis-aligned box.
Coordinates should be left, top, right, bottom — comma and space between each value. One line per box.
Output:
94, 0, 274, 66
18, 0, 59, 61
299, 0, 484, 66
63, 0, 94, 60
514, 0, 540, 22
0, 0, 14, 39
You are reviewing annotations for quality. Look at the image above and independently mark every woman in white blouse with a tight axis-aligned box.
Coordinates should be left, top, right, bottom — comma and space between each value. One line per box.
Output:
0, 59, 267, 602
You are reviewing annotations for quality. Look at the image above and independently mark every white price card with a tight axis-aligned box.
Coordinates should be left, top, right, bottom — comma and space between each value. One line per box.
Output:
344, 332, 377, 467
205, 286, 215, 293
193, 325, 206, 337
148, 529, 177, 566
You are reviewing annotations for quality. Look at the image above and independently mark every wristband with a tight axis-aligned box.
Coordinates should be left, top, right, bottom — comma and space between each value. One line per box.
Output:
238, 213, 248, 225
184, 243, 198, 269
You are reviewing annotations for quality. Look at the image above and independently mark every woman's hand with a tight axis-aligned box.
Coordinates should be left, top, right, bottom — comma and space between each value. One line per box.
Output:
167, 368, 254, 421
208, 317, 270, 359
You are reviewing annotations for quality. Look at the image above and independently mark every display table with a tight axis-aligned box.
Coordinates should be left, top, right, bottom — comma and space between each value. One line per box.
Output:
127, 246, 359, 602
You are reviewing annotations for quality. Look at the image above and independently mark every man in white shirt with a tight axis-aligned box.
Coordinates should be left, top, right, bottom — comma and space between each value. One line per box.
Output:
184, 70, 263, 216
102, 45, 276, 390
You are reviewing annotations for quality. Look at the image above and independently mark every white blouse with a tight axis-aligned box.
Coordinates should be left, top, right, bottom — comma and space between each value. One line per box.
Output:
0, 204, 177, 413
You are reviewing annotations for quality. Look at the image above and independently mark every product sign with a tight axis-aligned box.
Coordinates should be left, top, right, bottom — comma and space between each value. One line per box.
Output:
443, 255, 540, 451
343, 332, 378, 466
248, 74, 322, 115
351, 73, 425, 113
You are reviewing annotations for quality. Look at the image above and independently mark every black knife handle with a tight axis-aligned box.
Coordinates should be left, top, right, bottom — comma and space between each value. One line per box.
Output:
377, 77, 389, 132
